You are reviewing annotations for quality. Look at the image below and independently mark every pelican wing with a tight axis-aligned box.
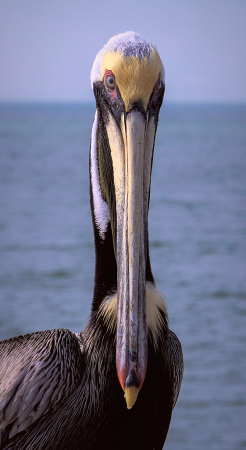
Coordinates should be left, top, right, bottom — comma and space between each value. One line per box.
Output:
0, 329, 83, 443
169, 329, 184, 409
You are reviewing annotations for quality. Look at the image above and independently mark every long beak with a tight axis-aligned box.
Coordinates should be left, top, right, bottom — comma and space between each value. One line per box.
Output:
106, 109, 156, 409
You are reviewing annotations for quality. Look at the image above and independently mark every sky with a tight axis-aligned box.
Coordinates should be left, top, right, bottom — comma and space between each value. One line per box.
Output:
0, 0, 246, 103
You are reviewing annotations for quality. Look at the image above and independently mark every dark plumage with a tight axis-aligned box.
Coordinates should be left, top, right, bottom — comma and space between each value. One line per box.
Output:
0, 32, 183, 450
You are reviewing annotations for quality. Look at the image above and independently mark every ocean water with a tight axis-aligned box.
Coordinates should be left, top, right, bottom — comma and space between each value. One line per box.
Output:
0, 102, 246, 449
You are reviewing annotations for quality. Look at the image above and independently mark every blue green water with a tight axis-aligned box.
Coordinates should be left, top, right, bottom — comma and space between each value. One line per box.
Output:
0, 103, 246, 449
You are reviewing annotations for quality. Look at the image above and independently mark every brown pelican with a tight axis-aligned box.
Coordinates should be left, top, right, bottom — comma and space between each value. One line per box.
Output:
0, 32, 183, 450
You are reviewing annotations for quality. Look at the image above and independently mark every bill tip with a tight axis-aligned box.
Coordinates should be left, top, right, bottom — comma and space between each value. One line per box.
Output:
125, 386, 139, 409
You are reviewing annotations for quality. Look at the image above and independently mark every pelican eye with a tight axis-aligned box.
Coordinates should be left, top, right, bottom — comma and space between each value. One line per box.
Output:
105, 75, 115, 91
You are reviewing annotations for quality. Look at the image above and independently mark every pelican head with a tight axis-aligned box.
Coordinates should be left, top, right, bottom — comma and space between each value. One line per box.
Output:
90, 32, 165, 409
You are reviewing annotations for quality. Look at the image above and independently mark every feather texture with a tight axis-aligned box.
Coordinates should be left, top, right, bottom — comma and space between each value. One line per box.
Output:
0, 329, 84, 445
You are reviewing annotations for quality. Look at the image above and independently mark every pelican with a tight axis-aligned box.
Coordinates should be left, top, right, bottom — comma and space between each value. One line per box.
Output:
0, 32, 183, 450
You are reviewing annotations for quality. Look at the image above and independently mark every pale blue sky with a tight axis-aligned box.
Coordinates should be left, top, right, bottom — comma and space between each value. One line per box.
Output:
0, 0, 245, 102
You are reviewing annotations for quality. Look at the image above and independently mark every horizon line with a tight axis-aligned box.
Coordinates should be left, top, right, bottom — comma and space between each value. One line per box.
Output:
0, 100, 246, 106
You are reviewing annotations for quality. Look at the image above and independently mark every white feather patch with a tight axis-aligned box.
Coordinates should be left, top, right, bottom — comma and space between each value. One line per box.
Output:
90, 111, 110, 238
98, 281, 167, 349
